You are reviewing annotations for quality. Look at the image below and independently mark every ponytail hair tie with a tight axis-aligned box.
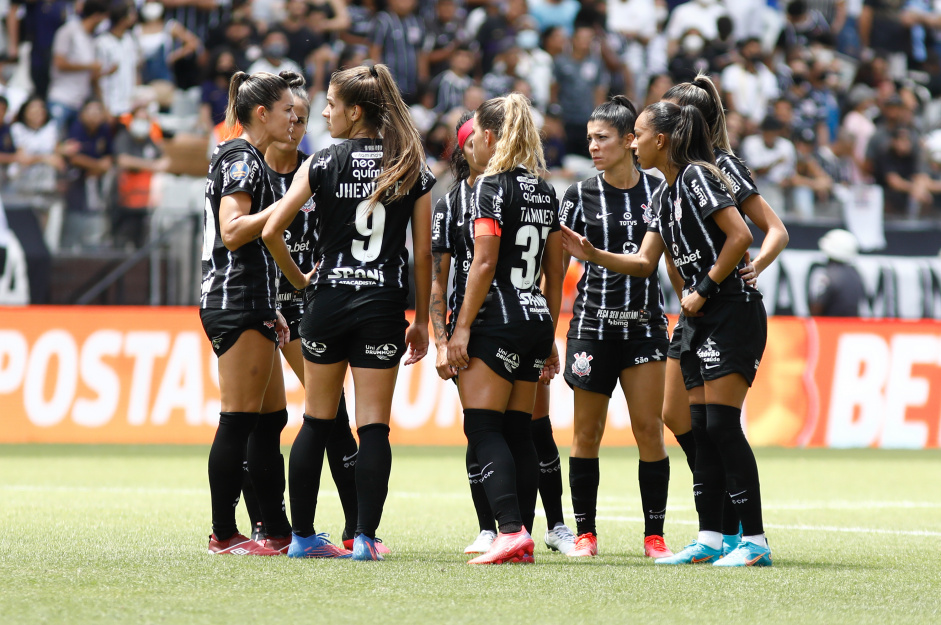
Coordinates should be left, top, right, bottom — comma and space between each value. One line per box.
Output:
369, 65, 379, 78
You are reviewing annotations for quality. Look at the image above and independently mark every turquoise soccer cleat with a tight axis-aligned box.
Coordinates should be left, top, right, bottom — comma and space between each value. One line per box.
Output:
654, 541, 722, 565
714, 541, 772, 567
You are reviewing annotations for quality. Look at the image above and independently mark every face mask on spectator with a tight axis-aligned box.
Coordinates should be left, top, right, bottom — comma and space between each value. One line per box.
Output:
141, 2, 163, 21
682, 34, 704, 55
264, 42, 288, 59
130, 118, 151, 139
517, 30, 539, 51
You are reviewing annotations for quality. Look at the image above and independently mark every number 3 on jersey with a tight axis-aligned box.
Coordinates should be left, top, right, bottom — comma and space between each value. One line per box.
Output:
351, 200, 386, 262
511, 225, 550, 289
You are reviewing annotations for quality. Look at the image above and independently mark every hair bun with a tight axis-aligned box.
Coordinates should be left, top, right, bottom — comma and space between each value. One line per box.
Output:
278, 70, 306, 90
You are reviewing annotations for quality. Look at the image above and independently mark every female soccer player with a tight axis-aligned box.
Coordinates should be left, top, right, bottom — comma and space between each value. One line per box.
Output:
262, 64, 433, 561
447, 93, 564, 565
430, 114, 575, 556
562, 102, 772, 567
660, 74, 788, 554
200, 71, 298, 556
246, 73, 361, 551
559, 96, 673, 559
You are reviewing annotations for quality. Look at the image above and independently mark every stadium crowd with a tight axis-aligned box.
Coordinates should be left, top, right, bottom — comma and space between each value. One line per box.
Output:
0, 0, 940, 251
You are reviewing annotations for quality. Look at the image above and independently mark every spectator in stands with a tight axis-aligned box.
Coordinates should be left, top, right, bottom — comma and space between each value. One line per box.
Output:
786, 127, 834, 216
48, 0, 110, 134
210, 15, 261, 72
248, 30, 305, 76
668, 29, 710, 83
703, 15, 736, 72
136, 2, 201, 86
721, 37, 780, 133
0, 96, 16, 185
644, 73, 674, 108
482, 39, 522, 100
779, 0, 832, 52
741, 116, 797, 211
476, 0, 528, 74
432, 44, 475, 115
6, 0, 70, 99
0, 61, 28, 124
300, 0, 351, 90
163, 0, 230, 87
859, 0, 909, 64
871, 126, 932, 217
516, 25, 553, 112
342, 0, 378, 48
96, 1, 140, 119
809, 229, 866, 316
530, 0, 581, 35
9, 96, 64, 196
665, 0, 729, 57
424, 0, 466, 77
280, 0, 324, 71
62, 100, 113, 214
553, 23, 609, 158
864, 93, 916, 177
371, 0, 426, 104
113, 102, 170, 248
200, 50, 238, 134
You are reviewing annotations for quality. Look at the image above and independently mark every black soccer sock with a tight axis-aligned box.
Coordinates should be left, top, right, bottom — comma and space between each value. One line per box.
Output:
639, 457, 670, 537
240, 453, 264, 532
325, 392, 359, 537
721, 492, 742, 535
674, 430, 697, 474
503, 410, 539, 533
569, 456, 600, 537
247, 409, 291, 537
690, 404, 723, 533
208, 412, 258, 540
354, 423, 393, 539
706, 404, 764, 536
463, 409, 522, 534
531, 415, 565, 529
467, 446, 496, 533
288, 415, 335, 537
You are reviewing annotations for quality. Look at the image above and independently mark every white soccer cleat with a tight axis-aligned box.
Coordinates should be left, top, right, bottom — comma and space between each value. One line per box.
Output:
464, 530, 497, 554
544, 522, 577, 555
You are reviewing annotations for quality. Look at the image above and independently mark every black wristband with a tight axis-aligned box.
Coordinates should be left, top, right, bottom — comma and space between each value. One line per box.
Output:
695, 274, 721, 298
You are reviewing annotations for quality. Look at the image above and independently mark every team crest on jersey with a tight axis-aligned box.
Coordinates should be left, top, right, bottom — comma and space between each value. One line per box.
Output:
301, 198, 315, 213
228, 161, 250, 181
263, 319, 276, 329
641, 203, 654, 224
571, 352, 592, 377
673, 195, 683, 221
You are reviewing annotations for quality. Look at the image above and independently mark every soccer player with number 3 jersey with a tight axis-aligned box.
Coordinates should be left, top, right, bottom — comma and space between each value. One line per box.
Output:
262, 64, 434, 561
446, 94, 564, 565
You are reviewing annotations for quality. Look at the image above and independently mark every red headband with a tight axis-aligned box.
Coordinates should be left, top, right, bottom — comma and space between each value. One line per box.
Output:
457, 118, 475, 150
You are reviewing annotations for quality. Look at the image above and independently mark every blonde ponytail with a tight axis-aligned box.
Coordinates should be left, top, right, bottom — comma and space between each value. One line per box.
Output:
477, 93, 545, 177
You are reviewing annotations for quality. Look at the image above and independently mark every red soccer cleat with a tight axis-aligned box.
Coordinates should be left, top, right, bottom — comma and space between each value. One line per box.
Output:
567, 533, 598, 557
208, 533, 280, 556
258, 535, 292, 555
644, 535, 674, 558
467, 527, 535, 565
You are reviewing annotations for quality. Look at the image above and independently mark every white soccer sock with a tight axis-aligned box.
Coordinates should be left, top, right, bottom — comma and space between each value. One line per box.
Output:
742, 534, 768, 549
697, 531, 723, 550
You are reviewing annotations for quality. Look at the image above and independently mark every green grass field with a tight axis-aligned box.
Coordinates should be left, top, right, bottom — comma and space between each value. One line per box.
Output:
2, 445, 940, 625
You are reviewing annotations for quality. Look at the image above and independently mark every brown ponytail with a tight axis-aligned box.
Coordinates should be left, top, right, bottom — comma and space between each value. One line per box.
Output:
476, 93, 545, 177
330, 64, 426, 209
663, 72, 734, 155
224, 71, 290, 129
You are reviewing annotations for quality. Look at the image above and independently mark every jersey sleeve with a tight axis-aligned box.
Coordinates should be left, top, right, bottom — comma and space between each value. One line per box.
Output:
718, 152, 759, 205
431, 195, 453, 254
306, 146, 334, 194
647, 182, 667, 232
686, 165, 736, 221
548, 190, 561, 233
413, 164, 437, 199
219, 150, 263, 199
474, 175, 506, 227
559, 184, 582, 234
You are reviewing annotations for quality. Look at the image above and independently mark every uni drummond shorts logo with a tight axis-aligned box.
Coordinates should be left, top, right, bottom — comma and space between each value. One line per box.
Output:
302, 338, 327, 356
365, 343, 398, 360
496, 348, 520, 373
571, 352, 592, 377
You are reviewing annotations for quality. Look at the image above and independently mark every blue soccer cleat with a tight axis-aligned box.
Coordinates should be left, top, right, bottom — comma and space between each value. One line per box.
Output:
352, 533, 385, 561
654, 541, 722, 565
287, 532, 352, 559
713, 541, 772, 567
722, 532, 742, 556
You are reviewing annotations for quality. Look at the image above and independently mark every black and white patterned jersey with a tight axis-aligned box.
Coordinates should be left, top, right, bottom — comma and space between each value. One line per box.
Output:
560, 172, 668, 340
265, 150, 317, 309
471, 167, 560, 325
306, 138, 435, 292
432, 180, 474, 333
201, 139, 279, 310
653, 164, 759, 302
715, 148, 759, 206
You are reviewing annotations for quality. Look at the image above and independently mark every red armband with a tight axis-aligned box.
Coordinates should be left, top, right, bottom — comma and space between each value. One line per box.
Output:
474, 218, 502, 237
